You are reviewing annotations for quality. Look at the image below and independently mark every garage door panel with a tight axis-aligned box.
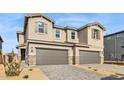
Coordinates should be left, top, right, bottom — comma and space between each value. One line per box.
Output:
79, 51, 99, 64
36, 48, 68, 65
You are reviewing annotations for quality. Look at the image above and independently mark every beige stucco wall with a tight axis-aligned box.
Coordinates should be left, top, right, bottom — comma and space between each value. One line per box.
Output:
53, 28, 66, 42
78, 25, 104, 49
87, 25, 104, 48
78, 28, 88, 44
18, 34, 24, 44
24, 23, 29, 43
26, 17, 79, 43
27, 43, 74, 65
25, 17, 104, 48
27, 17, 53, 41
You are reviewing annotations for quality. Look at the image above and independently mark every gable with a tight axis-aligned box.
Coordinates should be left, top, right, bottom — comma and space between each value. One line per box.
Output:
78, 22, 106, 31
24, 13, 55, 34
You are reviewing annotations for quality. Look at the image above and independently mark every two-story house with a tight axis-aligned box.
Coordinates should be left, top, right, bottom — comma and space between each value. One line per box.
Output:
17, 13, 106, 66
0, 35, 3, 51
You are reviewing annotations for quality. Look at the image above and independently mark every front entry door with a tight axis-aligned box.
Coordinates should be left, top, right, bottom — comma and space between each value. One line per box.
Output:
21, 49, 25, 61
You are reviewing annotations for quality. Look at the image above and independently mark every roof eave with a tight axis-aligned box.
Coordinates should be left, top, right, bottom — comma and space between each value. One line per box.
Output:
78, 22, 106, 31
104, 30, 124, 37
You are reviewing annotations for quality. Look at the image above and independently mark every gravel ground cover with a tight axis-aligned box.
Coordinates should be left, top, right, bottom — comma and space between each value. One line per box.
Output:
83, 64, 124, 74
38, 65, 106, 80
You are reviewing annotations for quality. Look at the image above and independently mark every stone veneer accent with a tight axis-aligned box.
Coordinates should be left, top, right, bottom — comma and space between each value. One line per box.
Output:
74, 56, 79, 64
28, 55, 36, 65
68, 56, 73, 65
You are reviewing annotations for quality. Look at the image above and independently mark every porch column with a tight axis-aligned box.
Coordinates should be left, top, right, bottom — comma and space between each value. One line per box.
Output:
100, 51, 104, 64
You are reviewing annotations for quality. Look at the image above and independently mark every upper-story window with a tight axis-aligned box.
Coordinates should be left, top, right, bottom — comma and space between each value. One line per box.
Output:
92, 29, 100, 39
56, 29, 61, 39
71, 32, 75, 39
36, 22, 47, 33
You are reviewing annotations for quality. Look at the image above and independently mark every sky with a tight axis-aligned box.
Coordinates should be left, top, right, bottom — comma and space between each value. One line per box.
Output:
0, 13, 124, 53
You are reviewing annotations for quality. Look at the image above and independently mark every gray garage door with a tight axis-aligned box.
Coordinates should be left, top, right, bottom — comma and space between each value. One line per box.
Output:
79, 51, 99, 64
36, 48, 68, 65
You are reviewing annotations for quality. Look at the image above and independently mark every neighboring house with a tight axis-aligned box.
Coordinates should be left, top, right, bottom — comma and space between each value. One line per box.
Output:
4, 53, 18, 63
0, 35, 3, 51
16, 13, 106, 66
104, 30, 124, 61
0, 35, 3, 64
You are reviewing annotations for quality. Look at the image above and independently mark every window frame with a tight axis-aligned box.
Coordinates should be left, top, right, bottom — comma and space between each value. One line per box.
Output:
55, 29, 61, 39
36, 21, 47, 34
92, 29, 100, 40
71, 32, 75, 39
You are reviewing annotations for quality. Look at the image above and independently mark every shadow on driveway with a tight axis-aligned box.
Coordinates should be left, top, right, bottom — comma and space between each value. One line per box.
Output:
101, 73, 124, 80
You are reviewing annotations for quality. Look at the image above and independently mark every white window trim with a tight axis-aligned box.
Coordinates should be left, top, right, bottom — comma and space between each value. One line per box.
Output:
92, 29, 100, 40
55, 29, 61, 39
35, 21, 47, 34
71, 32, 75, 39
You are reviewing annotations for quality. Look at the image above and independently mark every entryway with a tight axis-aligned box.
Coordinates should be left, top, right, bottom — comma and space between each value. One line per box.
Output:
21, 49, 25, 61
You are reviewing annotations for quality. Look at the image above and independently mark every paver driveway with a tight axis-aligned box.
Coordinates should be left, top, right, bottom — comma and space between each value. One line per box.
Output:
38, 65, 106, 80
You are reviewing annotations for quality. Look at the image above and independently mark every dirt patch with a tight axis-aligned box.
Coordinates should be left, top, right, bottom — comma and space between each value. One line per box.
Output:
0, 64, 48, 80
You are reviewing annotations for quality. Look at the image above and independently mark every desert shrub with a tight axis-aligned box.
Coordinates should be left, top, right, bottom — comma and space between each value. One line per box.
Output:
4, 61, 22, 76
28, 68, 33, 71
3, 49, 22, 76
